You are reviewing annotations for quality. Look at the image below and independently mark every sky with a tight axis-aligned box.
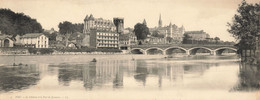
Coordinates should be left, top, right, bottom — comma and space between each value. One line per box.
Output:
0, 0, 259, 42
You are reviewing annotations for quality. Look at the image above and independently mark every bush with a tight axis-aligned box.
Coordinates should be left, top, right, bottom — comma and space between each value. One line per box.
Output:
28, 48, 38, 54
28, 48, 54, 55
39, 48, 54, 54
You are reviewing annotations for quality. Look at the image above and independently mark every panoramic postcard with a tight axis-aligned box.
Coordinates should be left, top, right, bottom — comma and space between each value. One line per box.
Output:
0, 0, 260, 100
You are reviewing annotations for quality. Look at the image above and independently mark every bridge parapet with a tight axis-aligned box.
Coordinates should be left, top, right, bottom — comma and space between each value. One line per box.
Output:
130, 44, 237, 55
130, 44, 236, 50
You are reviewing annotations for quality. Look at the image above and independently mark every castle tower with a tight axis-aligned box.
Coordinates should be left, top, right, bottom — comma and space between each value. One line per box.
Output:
113, 18, 124, 34
83, 15, 89, 34
169, 22, 173, 38
158, 14, 162, 28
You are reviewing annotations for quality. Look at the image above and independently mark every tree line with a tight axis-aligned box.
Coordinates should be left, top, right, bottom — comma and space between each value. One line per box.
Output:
0, 9, 43, 36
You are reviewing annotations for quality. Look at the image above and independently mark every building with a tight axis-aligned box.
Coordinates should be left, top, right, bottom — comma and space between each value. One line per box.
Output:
113, 18, 124, 34
0, 35, 14, 47
119, 34, 130, 50
88, 29, 119, 49
143, 19, 147, 26
17, 33, 49, 48
158, 14, 162, 28
82, 14, 121, 48
150, 14, 184, 44
184, 30, 210, 41
83, 14, 116, 35
147, 36, 166, 44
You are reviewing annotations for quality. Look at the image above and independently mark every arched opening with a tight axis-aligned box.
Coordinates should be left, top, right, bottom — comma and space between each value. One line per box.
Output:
131, 48, 144, 54
215, 48, 237, 55
4, 39, 10, 47
189, 47, 211, 55
165, 48, 186, 55
146, 48, 163, 55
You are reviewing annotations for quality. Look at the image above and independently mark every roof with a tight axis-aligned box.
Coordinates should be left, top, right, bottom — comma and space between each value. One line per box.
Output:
22, 33, 45, 38
0, 35, 12, 40
184, 30, 206, 34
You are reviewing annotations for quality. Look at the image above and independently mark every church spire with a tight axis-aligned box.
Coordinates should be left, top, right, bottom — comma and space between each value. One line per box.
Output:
143, 19, 147, 26
158, 13, 162, 28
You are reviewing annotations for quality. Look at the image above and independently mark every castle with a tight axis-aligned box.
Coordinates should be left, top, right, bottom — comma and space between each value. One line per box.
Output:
82, 14, 124, 49
149, 14, 185, 44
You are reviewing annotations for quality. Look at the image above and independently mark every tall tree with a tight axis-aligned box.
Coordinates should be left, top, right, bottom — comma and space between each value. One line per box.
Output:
227, 0, 260, 49
0, 9, 43, 36
133, 23, 150, 41
58, 21, 74, 35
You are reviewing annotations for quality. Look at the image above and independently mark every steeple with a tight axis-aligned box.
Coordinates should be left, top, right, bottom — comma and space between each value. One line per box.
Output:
143, 19, 147, 26
158, 14, 162, 28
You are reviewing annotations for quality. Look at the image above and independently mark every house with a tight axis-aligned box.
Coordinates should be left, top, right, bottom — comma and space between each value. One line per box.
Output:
0, 35, 14, 47
17, 33, 49, 48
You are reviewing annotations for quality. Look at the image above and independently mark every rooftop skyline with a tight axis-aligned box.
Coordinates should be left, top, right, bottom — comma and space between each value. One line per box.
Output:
0, 0, 259, 41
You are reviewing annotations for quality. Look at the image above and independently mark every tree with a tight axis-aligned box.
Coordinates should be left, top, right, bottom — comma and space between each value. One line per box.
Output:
58, 21, 74, 35
0, 9, 43, 36
58, 22, 84, 35
133, 23, 150, 41
151, 30, 164, 38
182, 34, 192, 44
227, 0, 260, 49
73, 23, 84, 33
43, 31, 58, 41
214, 37, 220, 44
166, 37, 173, 43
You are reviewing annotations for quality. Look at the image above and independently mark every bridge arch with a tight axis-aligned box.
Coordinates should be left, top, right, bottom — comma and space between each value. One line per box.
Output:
131, 48, 145, 54
214, 47, 237, 55
164, 46, 188, 55
188, 47, 213, 55
145, 47, 164, 55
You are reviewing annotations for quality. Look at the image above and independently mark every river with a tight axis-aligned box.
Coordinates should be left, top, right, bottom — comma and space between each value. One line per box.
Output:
0, 55, 259, 100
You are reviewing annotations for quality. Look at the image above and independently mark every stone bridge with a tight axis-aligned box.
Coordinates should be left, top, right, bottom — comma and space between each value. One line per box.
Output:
130, 44, 237, 55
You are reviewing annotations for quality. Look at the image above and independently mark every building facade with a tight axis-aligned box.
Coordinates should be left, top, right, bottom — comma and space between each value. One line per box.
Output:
184, 30, 210, 41
83, 14, 116, 35
89, 30, 119, 49
18, 33, 49, 48
82, 14, 122, 48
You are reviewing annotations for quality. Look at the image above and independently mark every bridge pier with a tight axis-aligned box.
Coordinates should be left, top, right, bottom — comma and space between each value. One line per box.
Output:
162, 51, 166, 55
210, 50, 216, 56
186, 51, 190, 55
143, 51, 147, 55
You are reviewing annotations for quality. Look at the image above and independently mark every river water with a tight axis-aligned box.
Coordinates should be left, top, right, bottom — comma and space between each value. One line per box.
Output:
0, 55, 259, 100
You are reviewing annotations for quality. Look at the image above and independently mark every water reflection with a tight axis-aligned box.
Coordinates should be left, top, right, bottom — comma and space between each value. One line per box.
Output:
57, 64, 83, 86
54, 59, 215, 90
232, 62, 260, 91
0, 65, 40, 92
134, 60, 148, 86
1, 56, 251, 94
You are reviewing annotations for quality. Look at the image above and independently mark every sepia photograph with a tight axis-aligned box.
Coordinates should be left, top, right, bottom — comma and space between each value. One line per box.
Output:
0, 0, 260, 100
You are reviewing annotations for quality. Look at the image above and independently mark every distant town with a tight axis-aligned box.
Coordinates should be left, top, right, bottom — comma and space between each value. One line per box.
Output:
0, 9, 237, 55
